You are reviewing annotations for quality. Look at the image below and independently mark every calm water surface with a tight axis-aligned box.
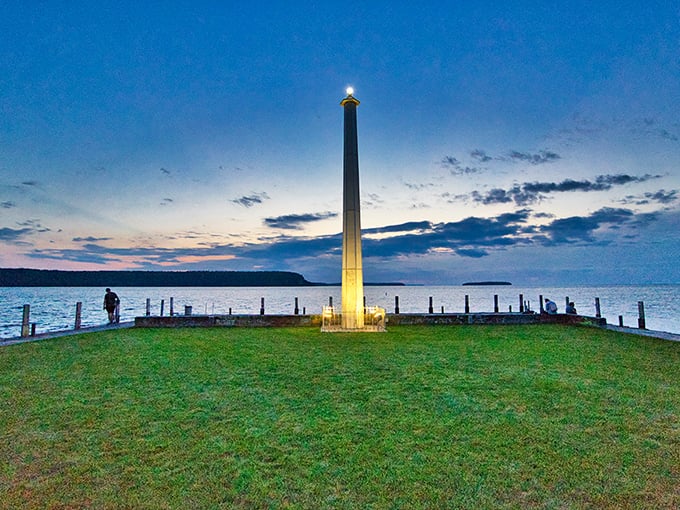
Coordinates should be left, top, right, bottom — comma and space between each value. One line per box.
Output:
1, 285, 678, 339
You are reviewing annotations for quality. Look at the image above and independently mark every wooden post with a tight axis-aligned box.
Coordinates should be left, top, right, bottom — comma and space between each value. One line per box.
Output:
115, 303, 120, 324
146, 298, 151, 316
160, 299, 165, 317
494, 295, 499, 313
31, 323, 36, 336
303, 306, 306, 315
465, 295, 470, 314
185, 305, 192, 316
637, 301, 646, 329
170, 297, 174, 316
441, 306, 444, 314
260, 297, 265, 315
394, 296, 400, 314
618, 315, 624, 327
519, 294, 524, 313
294, 297, 299, 315
75, 301, 82, 330
21, 304, 30, 337
329, 296, 333, 307
595, 297, 601, 318
428, 296, 433, 314
509, 305, 512, 312
539, 294, 544, 313
229, 307, 232, 315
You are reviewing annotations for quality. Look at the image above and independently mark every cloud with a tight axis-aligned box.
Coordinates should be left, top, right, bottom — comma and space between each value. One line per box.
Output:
657, 129, 678, 142
440, 156, 481, 176
440, 148, 559, 176
441, 192, 469, 204
507, 150, 561, 165
540, 207, 637, 245
620, 189, 678, 205
1, 201, 16, 209
470, 149, 492, 162
160, 167, 171, 175
440, 156, 460, 167
160, 198, 174, 206
16, 219, 50, 233
23, 206, 661, 274
73, 236, 113, 242
363, 193, 384, 207
403, 182, 435, 191
471, 187, 517, 205
364, 221, 433, 235
471, 174, 660, 206
231, 192, 270, 207
637, 119, 678, 142
0, 227, 33, 241
455, 248, 488, 258
264, 211, 338, 229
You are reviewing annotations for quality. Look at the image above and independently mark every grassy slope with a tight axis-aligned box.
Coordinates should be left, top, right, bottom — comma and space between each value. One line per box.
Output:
1, 325, 678, 509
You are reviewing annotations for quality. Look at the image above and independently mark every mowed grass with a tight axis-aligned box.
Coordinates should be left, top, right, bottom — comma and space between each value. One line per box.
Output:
1, 325, 679, 509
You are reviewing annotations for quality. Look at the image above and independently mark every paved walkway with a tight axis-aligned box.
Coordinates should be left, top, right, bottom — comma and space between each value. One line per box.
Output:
603, 324, 680, 342
0, 321, 135, 346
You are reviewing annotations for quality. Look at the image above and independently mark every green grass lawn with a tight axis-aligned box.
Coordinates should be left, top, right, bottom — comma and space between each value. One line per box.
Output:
1, 325, 679, 509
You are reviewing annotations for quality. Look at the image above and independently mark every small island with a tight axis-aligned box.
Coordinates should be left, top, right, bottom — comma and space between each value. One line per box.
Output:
462, 281, 512, 286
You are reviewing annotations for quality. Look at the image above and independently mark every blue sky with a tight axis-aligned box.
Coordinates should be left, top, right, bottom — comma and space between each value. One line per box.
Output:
1, 1, 679, 285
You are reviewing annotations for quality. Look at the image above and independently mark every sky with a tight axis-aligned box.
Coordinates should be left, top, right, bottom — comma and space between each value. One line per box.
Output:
1, 1, 679, 285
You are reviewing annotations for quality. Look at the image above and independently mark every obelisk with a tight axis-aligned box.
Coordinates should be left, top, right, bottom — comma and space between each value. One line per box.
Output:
340, 87, 364, 329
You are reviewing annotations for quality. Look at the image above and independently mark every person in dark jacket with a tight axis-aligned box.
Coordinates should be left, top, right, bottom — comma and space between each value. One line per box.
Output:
544, 298, 558, 314
103, 288, 120, 324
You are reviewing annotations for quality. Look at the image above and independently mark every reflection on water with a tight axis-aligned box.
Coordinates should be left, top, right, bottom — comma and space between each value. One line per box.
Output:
1, 285, 678, 338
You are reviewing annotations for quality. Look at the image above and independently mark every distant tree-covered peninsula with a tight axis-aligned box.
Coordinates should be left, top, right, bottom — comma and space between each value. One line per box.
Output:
0, 269, 318, 287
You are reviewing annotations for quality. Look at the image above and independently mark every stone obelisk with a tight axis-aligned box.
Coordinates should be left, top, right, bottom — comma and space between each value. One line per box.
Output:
340, 88, 364, 329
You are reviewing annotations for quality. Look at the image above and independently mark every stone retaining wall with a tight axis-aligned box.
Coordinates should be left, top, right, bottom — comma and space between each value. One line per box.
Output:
135, 313, 606, 329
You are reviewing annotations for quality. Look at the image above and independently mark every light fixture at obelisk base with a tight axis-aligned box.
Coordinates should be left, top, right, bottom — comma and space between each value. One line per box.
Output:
321, 87, 386, 332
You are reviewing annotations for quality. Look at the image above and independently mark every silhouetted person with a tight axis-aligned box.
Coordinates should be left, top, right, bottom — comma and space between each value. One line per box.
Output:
566, 301, 577, 314
103, 288, 120, 324
544, 298, 557, 314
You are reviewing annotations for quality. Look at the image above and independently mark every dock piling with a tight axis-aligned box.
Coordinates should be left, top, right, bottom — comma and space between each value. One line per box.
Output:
21, 304, 30, 337
75, 302, 82, 330
638, 301, 646, 329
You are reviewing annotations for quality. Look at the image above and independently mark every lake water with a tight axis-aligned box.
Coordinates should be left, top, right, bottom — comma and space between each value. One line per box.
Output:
1, 285, 678, 339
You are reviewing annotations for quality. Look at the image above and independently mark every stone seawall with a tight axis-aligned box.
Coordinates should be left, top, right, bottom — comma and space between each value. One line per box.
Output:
135, 313, 606, 329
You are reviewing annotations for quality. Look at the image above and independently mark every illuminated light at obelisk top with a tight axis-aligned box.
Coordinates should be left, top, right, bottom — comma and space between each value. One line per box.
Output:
321, 87, 386, 332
